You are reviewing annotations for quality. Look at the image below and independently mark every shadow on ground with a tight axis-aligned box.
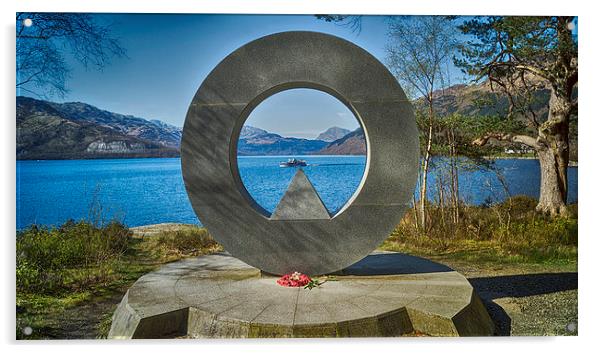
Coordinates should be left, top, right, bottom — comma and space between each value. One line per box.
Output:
342, 253, 578, 335
469, 272, 578, 335
342, 252, 453, 276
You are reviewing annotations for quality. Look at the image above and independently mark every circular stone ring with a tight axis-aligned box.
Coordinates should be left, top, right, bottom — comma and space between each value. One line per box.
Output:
181, 31, 419, 275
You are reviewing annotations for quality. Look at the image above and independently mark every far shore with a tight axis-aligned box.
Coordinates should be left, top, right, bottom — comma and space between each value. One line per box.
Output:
16, 154, 578, 167
485, 155, 578, 167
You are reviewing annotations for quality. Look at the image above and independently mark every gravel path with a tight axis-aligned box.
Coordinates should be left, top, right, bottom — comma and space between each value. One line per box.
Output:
440, 260, 578, 336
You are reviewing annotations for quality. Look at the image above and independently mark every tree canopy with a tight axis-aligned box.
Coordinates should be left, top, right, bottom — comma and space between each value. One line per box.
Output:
455, 16, 577, 121
16, 13, 126, 98
456, 16, 578, 215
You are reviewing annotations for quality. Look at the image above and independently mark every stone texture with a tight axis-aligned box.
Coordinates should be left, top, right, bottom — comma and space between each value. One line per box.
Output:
270, 169, 330, 220
108, 252, 494, 338
181, 31, 420, 275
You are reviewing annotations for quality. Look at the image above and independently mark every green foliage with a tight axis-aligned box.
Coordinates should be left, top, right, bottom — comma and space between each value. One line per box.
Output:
16, 291, 92, 339
383, 196, 577, 264
16, 220, 132, 294
96, 311, 114, 339
16, 221, 223, 339
456, 16, 577, 79
456, 114, 525, 137
414, 111, 523, 160
16, 221, 223, 297
303, 278, 322, 290
455, 16, 577, 130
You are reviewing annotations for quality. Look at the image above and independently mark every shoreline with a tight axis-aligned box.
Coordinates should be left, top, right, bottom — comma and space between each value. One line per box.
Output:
17, 154, 578, 166
485, 155, 578, 167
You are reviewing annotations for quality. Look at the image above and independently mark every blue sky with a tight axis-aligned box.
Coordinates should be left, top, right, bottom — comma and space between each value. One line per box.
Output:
17, 14, 467, 137
246, 88, 359, 139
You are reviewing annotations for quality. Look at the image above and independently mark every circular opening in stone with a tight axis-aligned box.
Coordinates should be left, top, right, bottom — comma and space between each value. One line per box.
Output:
236, 88, 367, 217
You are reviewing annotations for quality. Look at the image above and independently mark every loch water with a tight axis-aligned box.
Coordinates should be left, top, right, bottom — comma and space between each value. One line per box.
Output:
16, 156, 578, 229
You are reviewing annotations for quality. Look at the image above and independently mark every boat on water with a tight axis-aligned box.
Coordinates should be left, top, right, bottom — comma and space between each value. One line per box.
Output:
279, 158, 307, 167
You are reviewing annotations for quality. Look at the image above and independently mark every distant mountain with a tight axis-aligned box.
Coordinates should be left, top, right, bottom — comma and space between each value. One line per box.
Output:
240, 126, 270, 139
237, 126, 328, 156
419, 81, 554, 124
16, 97, 358, 159
317, 128, 366, 155
21, 81, 561, 160
315, 126, 351, 142
47, 100, 182, 149
17, 96, 180, 160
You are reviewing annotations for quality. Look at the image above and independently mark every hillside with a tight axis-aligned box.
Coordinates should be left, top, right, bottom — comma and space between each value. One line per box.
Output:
16, 97, 360, 159
17, 97, 180, 160
17, 97, 363, 159
422, 81, 551, 123
18, 80, 576, 160
317, 128, 366, 155
314, 81, 551, 157
417, 80, 577, 160
237, 126, 328, 156
46, 100, 182, 149
315, 126, 351, 142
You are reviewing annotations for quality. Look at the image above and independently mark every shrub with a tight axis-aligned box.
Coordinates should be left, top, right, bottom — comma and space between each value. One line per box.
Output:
142, 227, 221, 260
16, 220, 132, 294
386, 196, 578, 263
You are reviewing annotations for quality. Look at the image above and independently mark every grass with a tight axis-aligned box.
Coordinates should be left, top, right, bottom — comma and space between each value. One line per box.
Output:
139, 226, 222, 262
16, 221, 222, 339
380, 196, 578, 268
16, 220, 131, 295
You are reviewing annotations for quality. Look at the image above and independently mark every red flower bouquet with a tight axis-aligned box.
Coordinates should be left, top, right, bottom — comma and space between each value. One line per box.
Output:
277, 271, 311, 287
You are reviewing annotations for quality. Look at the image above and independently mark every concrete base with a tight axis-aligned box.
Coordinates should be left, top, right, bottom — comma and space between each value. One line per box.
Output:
108, 251, 494, 338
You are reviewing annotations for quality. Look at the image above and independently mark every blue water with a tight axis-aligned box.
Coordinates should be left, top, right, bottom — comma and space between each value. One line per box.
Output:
239, 155, 365, 214
16, 157, 578, 229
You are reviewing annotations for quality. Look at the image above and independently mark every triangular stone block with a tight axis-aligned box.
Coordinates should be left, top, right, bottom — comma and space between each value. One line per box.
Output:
270, 169, 331, 220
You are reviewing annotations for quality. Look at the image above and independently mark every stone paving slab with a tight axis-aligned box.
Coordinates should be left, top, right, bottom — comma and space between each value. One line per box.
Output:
108, 251, 494, 338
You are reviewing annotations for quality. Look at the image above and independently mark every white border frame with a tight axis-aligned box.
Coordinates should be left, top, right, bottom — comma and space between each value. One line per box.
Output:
3, 1, 598, 353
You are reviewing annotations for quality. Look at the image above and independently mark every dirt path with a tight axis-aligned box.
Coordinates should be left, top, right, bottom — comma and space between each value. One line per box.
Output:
40, 292, 125, 339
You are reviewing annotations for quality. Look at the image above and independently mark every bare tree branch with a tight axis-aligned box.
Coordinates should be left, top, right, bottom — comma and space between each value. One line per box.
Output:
16, 13, 126, 97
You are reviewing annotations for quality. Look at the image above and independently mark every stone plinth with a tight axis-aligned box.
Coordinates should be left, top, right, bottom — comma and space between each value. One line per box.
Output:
108, 251, 494, 338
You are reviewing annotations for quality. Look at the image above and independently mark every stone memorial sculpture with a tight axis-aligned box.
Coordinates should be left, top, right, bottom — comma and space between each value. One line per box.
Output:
110, 32, 495, 338
181, 31, 419, 275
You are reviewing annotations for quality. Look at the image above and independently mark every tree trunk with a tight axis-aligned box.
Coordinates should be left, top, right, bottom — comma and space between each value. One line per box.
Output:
419, 150, 431, 229
535, 92, 571, 216
412, 194, 420, 230
447, 127, 460, 224
537, 147, 569, 216
419, 99, 435, 229
473, 89, 573, 217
